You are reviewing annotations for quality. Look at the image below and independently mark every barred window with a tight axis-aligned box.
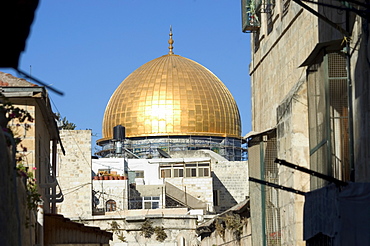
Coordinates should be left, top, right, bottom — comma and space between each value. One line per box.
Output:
307, 52, 350, 190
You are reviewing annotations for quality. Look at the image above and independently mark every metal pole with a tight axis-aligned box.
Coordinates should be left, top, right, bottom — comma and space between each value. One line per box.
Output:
275, 158, 348, 186
345, 14, 355, 181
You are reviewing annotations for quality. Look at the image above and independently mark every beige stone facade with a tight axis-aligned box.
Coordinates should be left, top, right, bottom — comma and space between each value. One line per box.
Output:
246, 0, 370, 244
0, 74, 110, 246
56, 130, 93, 218
248, 5, 316, 242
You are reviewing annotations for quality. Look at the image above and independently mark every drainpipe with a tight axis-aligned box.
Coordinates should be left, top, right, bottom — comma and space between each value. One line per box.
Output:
51, 139, 57, 213
260, 140, 267, 246
37, 199, 44, 246
346, 41, 355, 181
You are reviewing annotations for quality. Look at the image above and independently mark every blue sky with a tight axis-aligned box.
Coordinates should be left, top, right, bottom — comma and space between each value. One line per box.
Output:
5, 1, 251, 148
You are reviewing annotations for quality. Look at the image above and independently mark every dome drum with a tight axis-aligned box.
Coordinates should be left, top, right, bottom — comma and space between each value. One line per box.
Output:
97, 135, 243, 161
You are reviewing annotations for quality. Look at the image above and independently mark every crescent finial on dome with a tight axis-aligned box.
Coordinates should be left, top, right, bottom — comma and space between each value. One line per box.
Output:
168, 25, 174, 55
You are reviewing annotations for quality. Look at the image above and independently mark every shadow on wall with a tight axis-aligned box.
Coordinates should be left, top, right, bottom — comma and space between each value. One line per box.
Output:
353, 25, 370, 180
212, 172, 237, 213
129, 184, 143, 209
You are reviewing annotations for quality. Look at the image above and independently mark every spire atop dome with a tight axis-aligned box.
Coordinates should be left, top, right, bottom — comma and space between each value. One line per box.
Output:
168, 26, 174, 55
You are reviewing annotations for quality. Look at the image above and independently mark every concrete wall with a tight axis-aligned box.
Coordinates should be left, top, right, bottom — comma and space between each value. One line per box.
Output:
56, 130, 92, 219
93, 180, 128, 211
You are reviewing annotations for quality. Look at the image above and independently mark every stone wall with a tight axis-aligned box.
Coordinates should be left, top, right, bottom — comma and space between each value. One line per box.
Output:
276, 81, 310, 245
56, 130, 92, 219
167, 176, 213, 210
199, 220, 252, 246
85, 213, 199, 246
249, 2, 317, 245
250, 5, 318, 132
9, 103, 54, 212
212, 161, 248, 213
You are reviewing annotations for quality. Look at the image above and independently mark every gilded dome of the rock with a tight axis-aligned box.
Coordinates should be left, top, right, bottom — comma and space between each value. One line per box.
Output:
101, 54, 241, 140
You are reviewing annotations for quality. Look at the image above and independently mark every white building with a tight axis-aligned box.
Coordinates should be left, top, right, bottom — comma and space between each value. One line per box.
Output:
56, 31, 249, 245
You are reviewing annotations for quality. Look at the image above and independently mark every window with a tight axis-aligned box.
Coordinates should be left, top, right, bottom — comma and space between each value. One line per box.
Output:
135, 170, 144, 178
106, 199, 116, 212
143, 196, 160, 209
174, 168, 183, 177
159, 164, 184, 178
161, 169, 171, 178
198, 163, 210, 177
213, 190, 220, 206
307, 52, 350, 190
185, 166, 197, 177
160, 162, 210, 178
179, 236, 186, 246
185, 163, 210, 178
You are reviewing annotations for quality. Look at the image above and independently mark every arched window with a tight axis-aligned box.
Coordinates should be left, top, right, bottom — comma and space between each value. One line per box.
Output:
178, 236, 186, 246
106, 199, 116, 212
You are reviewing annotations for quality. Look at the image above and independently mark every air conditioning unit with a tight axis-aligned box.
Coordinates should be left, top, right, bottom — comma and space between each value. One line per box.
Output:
241, 0, 261, 32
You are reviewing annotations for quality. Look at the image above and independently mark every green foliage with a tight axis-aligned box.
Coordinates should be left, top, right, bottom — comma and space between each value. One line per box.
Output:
215, 213, 248, 241
108, 220, 127, 243
0, 95, 33, 128
140, 219, 154, 238
17, 163, 41, 211
55, 113, 76, 130
108, 220, 120, 231
224, 214, 245, 240
0, 93, 33, 145
154, 226, 167, 242
117, 233, 126, 243
140, 219, 167, 242
215, 218, 225, 238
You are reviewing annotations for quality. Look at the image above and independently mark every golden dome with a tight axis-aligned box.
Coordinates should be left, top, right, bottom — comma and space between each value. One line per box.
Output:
101, 54, 241, 141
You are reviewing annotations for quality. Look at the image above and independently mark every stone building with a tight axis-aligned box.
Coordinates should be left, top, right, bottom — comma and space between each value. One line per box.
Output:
196, 199, 251, 246
0, 72, 112, 246
243, 0, 370, 244
56, 31, 249, 245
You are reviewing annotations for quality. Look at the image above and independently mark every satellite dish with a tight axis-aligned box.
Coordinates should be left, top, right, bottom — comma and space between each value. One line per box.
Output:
157, 148, 172, 158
